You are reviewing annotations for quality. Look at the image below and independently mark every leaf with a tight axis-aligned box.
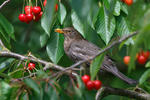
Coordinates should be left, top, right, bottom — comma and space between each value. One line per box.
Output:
46, 32, 64, 64
70, 0, 92, 19
71, 11, 85, 37
0, 13, 15, 40
40, 34, 49, 47
113, 1, 121, 16
24, 78, 40, 94
120, 2, 128, 15
0, 58, 14, 74
90, 54, 105, 80
116, 15, 133, 45
139, 69, 150, 85
41, 0, 55, 36
58, 3, 67, 25
146, 61, 150, 68
0, 81, 11, 100
95, 6, 116, 44
0, 25, 10, 44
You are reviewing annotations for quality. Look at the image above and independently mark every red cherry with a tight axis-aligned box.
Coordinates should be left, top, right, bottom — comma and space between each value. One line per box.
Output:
33, 6, 41, 15
124, 0, 133, 6
85, 81, 94, 90
28, 62, 35, 70
93, 80, 102, 90
123, 56, 130, 65
82, 75, 90, 84
142, 51, 149, 59
26, 13, 33, 23
25, 6, 32, 14
137, 55, 147, 64
18, 14, 26, 22
55, 4, 58, 11
43, 0, 47, 7
34, 12, 43, 22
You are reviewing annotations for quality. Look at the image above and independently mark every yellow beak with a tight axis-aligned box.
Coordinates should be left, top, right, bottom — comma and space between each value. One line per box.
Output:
55, 28, 64, 33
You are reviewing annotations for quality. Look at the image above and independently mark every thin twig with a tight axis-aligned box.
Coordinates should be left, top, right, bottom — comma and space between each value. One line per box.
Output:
96, 86, 150, 100
0, 0, 10, 9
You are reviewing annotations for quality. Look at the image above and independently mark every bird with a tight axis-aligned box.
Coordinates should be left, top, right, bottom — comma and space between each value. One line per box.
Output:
55, 27, 138, 85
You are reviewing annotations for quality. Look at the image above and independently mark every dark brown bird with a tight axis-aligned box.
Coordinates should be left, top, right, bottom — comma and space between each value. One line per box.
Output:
55, 27, 137, 85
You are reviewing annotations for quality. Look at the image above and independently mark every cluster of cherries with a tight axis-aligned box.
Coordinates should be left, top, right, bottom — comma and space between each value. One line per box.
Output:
18, 6, 43, 23
24, 62, 36, 70
124, 51, 150, 65
122, 0, 133, 6
82, 75, 102, 90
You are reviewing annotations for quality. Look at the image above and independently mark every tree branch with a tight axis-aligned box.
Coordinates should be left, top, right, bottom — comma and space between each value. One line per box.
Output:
45, 31, 138, 73
0, 51, 77, 77
0, 0, 10, 9
96, 86, 150, 100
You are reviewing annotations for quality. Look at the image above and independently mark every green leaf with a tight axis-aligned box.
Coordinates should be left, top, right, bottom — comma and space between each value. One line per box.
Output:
71, 11, 85, 37
0, 81, 11, 100
0, 25, 10, 44
46, 32, 64, 64
40, 34, 49, 47
95, 6, 116, 44
146, 61, 150, 68
116, 15, 133, 45
58, 3, 67, 25
41, 0, 55, 36
139, 69, 150, 85
113, 1, 121, 16
0, 58, 14, 74
70, 0, 92, 19
120, 2, 128, 15
0, 13, 15, 40
90, 54, 105, 80
24, 78, 40, 94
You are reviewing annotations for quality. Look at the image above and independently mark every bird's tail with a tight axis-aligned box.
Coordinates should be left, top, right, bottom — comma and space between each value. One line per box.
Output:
102, 65, 138, 85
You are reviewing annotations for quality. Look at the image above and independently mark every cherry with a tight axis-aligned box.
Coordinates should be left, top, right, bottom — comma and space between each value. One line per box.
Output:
142, 51, 149, 59
55, 4, 58, 11
25, 6, 32, 14
26, 13, 33, 23
93, 80, 102, 90
123, 56, 130, 65
124, 0, 133, 6
137, 55, 147, 64
85, 81, 94, 90
33, 6, 41, 15
82, 75, 90, 84
34, 11, 43, 22
43, 0, 47, 7
18, 14, 26, 22
28, 62, 35, 70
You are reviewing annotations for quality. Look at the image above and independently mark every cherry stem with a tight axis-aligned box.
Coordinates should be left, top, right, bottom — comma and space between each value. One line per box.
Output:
39, 0, 44, 12
22, 0, 25, 13
36, 0, 37, 6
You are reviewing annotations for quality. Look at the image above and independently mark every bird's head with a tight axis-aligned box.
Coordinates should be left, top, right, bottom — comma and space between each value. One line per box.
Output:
55, 27, 83, 39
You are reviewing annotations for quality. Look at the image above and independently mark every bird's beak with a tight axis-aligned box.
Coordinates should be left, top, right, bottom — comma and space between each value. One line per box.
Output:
55, 28, 64, 34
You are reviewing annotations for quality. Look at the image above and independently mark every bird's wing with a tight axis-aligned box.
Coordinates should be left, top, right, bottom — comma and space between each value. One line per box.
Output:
68, 39, 100, 62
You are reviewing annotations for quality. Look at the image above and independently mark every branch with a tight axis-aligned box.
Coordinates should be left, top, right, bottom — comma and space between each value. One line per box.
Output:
96, 86, 150, 100
45, 31, 138, 73
0, 0, 10, 9
0, 51, 77, 77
